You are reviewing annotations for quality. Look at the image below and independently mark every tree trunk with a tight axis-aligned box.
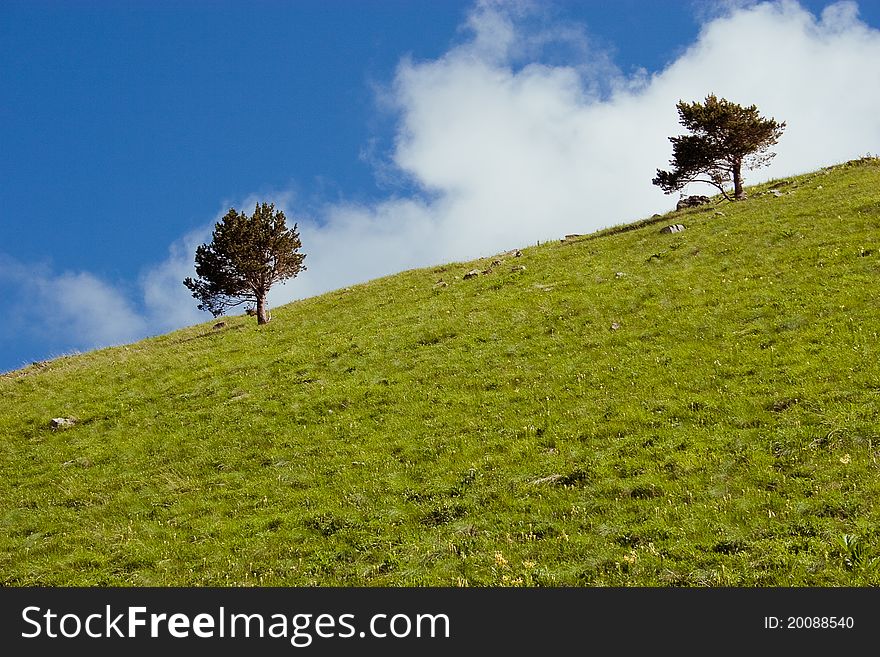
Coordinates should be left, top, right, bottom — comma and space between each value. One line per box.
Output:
256, 293, 269, 325
733, 161, 744, 200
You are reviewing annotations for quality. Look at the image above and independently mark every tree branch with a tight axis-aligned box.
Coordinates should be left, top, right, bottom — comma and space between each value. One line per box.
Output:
686, 178, 734, 201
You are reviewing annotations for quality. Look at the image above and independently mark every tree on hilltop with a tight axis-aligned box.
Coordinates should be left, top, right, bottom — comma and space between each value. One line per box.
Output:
183, 202, 306, 325
653, 94, 785, 201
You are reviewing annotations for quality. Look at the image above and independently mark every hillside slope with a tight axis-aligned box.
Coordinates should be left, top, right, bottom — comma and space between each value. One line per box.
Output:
2, 158, 879, 586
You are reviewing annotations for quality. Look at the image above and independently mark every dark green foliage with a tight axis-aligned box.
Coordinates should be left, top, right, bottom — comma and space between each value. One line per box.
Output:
183, 203, 306, 324
653, 94, 785, 200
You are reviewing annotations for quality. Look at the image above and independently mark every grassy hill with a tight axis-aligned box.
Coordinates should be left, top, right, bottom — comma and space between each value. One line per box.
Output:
2, 158, 879, 586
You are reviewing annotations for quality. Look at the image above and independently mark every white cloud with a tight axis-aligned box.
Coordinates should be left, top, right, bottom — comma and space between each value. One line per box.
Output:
0, 257, 147, 353
0, 231, 205, 362
139, 228, 210, 332
45, 272, 148, 345
5, 0, 880, 365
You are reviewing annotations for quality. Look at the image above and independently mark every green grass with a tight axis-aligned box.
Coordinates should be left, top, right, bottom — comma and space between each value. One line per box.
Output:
2, 157, 880, 586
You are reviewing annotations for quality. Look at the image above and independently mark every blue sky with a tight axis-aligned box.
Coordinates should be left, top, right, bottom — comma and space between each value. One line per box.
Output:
2, 0, 880, 373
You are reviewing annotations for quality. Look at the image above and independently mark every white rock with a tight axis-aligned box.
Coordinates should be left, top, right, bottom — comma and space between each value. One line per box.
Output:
50, 417, 76, 429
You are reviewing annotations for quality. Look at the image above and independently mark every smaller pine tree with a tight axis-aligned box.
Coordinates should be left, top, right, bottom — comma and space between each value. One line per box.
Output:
653, 94, 785, 201
183, 203, 306, 324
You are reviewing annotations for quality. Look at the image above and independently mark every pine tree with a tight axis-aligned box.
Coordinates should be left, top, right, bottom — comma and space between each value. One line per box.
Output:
653, 94, 785, 201
183, 202, 306, 324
